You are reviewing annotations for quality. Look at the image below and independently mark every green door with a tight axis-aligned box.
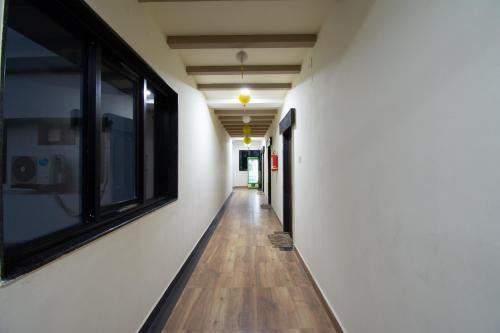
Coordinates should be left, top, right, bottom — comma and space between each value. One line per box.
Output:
247, 157, 259, 188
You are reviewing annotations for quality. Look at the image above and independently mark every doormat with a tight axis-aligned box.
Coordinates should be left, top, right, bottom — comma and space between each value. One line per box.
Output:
260, 204, 272, 209
268, 232, 293, 251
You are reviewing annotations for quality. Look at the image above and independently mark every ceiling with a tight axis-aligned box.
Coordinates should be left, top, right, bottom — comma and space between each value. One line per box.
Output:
139, 0, 334, 137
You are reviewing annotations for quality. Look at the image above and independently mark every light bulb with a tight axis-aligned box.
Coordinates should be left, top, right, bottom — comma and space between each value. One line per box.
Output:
238, 88, 251, 106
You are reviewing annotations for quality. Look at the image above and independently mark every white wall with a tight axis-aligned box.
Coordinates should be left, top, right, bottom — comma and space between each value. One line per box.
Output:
266, 1, 500, 332
0, 1, 232, 332
231, 139, 264, 187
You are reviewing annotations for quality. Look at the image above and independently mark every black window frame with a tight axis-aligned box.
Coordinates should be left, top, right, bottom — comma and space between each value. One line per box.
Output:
0, 0, 179, 280
98, 55, 142, 218
239, 150, 261, 171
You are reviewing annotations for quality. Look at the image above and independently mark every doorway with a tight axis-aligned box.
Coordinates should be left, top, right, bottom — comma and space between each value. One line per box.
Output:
266, 137, 272, 205
282, 128, 292, 236
279, 109, 295, 238
260, 148, 265, 192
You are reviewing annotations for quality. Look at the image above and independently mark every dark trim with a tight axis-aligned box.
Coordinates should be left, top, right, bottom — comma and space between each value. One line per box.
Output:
266, 137, 272, 205
259, 147, 266, 192
139, 192, 234, 333
84, 40, 101, 224
0, 0, 9, 278
279, 108, 296, 134
294, 248, 344, 333
282, 127, 293, 237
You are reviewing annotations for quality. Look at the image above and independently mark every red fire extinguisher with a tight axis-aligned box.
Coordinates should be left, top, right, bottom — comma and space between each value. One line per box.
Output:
271, 152, 279, 171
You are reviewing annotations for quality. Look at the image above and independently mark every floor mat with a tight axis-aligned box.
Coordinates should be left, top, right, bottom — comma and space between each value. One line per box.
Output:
268, 232, 293, 251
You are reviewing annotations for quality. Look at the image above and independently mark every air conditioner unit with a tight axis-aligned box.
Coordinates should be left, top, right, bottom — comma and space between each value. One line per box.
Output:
11, 155, 66, 188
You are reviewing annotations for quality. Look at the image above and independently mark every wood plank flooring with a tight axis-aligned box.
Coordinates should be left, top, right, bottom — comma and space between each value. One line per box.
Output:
162, 189, 336, 333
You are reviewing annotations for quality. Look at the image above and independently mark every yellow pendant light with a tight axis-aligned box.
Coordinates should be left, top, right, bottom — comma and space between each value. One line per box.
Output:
242, 124, 252, 135
243, 136, 252, 145
236, 51, 251, 107
238, 87, 251, 106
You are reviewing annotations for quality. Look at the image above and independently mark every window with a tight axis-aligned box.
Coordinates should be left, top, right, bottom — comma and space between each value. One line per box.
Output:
100, 59, 138, 209
239, 150, 261, 171
0, 0, 178, 279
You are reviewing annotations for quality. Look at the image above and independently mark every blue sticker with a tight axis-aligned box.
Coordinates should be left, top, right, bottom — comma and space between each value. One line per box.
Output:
39, 158, 49, 166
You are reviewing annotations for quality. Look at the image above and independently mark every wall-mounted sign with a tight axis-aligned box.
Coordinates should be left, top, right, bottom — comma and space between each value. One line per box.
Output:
271, 153, 279, 171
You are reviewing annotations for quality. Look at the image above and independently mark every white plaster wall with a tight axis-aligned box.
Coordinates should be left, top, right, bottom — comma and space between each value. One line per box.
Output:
0, 0, 232, 332
266, 0, 500, 332
231, 139, 264, 187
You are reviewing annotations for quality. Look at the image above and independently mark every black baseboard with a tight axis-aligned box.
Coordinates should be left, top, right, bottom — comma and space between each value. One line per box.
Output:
138, 192, 234, 333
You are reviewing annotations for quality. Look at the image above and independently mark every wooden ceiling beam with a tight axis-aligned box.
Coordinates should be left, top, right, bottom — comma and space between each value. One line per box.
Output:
214, 109, 277, 116
226, 128, 268, 133
167, 34, 316, 49
222, 123, 271, 128
224, 126, 269, 131
198, 83, 291, 90
226, 127, 268, 130
187, 65, 301, 75
228, 132, 267, 136
224, 126, 269, 129
223, 122, 271, 126
218, 116, 275, 121
221, 120, 273, 125
220, 117, 274, 121
141, 0, 287, 2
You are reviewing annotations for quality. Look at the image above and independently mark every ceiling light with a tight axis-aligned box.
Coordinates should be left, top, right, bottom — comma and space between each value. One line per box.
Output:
242, 115, 251, 124
238, 88, 251, 106
243, 124, 252, 135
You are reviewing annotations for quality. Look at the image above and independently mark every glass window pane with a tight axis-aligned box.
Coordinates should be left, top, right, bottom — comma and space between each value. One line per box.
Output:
248, 157, 259, 185
100, 62, 137, 207
144, 84, 156, 200
2, 2, 84, 248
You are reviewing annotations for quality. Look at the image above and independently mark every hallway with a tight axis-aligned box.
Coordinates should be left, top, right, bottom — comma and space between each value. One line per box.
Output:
163, 189, 335, 332
1, 1, 500, 332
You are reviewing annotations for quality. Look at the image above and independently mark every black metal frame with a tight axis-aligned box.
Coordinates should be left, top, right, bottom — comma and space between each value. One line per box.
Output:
98, 56, 142, 219
266, 137, 272, 205
280, 109, 295, 237
0, 0, 179, 279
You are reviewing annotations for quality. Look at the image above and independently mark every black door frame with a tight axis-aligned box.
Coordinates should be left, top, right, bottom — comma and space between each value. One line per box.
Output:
266, 137, 272, 205
260, 147, 265, 191
279, 109, 295, 237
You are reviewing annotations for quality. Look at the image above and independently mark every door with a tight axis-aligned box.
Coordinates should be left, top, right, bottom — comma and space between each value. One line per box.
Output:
260, 148, 265, 191
267, 145, 272, 205
279, 108, 295, 237
283, 128, 293, 236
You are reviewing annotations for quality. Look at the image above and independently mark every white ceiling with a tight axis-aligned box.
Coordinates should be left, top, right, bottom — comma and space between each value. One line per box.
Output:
140, 0, 334, 136
143, 0, 334, 35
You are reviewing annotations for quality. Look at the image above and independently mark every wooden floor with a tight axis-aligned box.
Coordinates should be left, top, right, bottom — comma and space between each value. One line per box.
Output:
163, 189, 336, 333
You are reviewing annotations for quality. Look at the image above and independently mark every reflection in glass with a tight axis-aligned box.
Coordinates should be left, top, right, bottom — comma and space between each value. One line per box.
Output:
100, 62, 137, 207
144, 84, 156, 200
2, 3, 84, 248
